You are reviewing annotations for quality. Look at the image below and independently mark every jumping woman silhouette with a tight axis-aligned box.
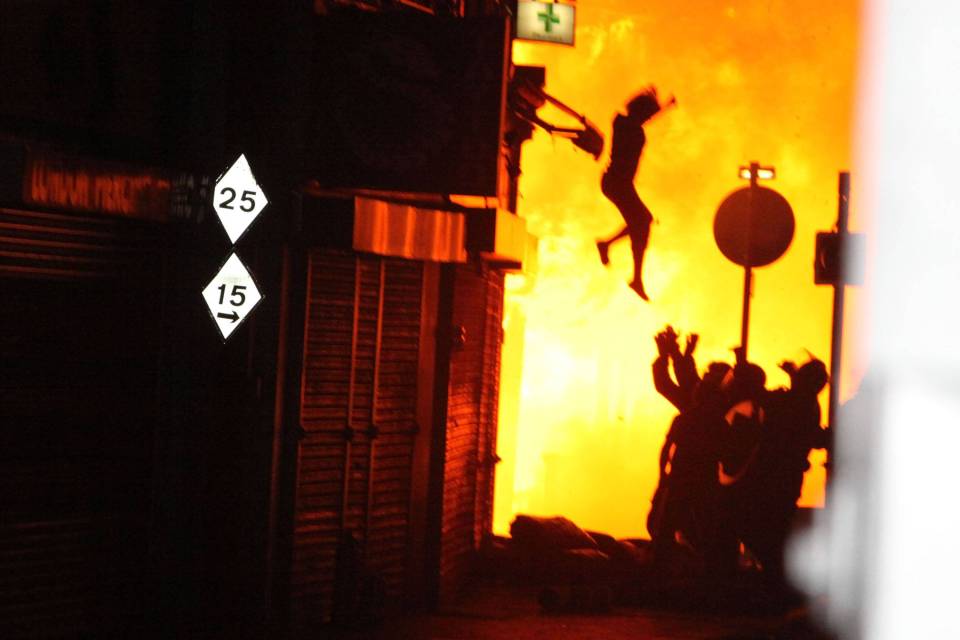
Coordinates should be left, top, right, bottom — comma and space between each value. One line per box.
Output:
595, 87, 675, 301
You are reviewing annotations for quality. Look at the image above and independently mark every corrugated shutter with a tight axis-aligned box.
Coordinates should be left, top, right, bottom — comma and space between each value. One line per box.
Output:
0, 214, 162, 638
476, 269, 504, 540
438, 264, 504, 602
292, 249, 422, 629
0, 206, 162, 282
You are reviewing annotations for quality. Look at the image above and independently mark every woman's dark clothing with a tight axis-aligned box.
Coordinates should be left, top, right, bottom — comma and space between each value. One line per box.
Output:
601, 113, 653, 292
602, 113, 653, 227
607, 113, 647, 179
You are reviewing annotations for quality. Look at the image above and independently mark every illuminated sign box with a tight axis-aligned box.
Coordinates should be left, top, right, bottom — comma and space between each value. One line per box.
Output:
516, 1, 576, 46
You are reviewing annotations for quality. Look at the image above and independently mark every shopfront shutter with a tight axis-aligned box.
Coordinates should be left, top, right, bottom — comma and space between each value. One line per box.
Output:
438, 264, 504, 603
292, 249, 422, 629
0, 210, 163, 637
476, 268, 504, 542
0, 206, 162, 282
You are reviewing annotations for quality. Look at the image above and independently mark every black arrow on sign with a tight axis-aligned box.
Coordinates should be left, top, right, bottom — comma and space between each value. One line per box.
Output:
217, 310, 240, 323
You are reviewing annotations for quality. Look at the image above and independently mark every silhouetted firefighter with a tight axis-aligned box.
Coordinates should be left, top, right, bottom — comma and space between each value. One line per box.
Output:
596, 87, 675, 301
733, 358, 831, 591
648, 326, 731, 571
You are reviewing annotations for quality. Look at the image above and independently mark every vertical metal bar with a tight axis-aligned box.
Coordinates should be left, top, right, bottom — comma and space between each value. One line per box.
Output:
404, 262, 439, 608
364, 259, 386, 548
740, 162, 759, 360
264, 246, 291, 618
740, 266, 752, 360
341, 256, 362, 533
826, 172, 851, 494
425, 263, 457, 607
246, 247, 259, 383
266, 242, 308, 629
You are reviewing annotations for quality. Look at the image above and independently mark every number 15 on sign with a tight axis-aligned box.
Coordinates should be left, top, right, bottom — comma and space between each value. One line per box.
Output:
202, 253, 264, 340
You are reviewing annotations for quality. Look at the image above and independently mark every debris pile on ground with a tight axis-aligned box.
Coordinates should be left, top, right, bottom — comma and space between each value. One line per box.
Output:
478, 515, 651, 613
501, 515, 651, 584
480, 514, 797, 616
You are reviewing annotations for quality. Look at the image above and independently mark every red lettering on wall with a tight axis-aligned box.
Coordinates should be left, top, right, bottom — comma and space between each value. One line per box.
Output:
23, 151, 171, 222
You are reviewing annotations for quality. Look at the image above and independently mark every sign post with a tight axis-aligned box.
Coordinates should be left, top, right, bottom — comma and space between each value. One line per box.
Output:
826, 174, 850, 448
741, 165, 759, 357
713, 162, 794, 359
814, 172, 865, 496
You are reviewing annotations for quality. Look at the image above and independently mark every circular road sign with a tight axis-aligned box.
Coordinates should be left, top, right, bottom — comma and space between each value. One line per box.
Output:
713, 186, 795, 267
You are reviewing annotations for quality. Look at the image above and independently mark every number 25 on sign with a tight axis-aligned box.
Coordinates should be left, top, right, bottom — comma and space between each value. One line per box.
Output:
212, 154, 268, 244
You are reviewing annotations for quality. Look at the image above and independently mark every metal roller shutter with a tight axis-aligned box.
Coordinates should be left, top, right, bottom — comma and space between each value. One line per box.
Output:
0, 206, 162, 282
292, 249, 423, 629
438, 264, 504, 603
476, 268, 504, 543
0, 211, 163, 638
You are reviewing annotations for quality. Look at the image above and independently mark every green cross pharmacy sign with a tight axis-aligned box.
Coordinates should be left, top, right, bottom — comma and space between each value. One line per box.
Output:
516, 1, 576, 46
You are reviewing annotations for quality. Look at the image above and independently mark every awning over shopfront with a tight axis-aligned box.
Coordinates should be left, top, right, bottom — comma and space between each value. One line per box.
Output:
354, 196, 467, 263
352, 195, 532, 269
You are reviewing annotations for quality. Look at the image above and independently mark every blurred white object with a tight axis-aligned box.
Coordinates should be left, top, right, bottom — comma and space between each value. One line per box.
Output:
791, 2, 960, 638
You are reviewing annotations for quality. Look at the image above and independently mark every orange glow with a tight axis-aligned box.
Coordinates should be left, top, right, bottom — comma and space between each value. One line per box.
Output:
495, 0, 866, 539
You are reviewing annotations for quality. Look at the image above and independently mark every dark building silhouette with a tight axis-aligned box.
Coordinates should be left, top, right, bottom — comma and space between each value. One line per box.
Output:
0, 1, 533, 637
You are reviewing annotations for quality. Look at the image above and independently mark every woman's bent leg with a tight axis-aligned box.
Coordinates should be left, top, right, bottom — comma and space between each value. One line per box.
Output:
603, 176, 653, 299
627, 203, 652, 300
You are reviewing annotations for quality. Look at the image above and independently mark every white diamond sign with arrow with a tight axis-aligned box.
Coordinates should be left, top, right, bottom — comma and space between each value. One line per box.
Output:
212, 154, 268, 244
201, 252, 263, 340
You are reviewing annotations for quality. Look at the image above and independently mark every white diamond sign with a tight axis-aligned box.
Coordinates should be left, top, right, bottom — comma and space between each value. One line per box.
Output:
202, 253, 263, 340
212, 154, 268, 244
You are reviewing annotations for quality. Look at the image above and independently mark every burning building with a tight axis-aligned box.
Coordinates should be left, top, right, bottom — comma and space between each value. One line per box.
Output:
495, 0, 864, 539
0, 0, 874, 637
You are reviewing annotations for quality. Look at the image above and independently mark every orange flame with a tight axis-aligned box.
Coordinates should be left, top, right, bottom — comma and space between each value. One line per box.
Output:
495, 0, 865, 539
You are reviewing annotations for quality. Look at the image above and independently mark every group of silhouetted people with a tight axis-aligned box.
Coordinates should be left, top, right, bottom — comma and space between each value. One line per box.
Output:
646, 326, 830, 592
589, 88, 830, 592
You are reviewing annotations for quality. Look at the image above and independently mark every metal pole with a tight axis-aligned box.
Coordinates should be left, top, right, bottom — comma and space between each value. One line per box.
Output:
341, 256, 361, 533
741, 267, 752, 360
826, 172, 850, 492
740, 161, 759, 360
364, 259, 386, 549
